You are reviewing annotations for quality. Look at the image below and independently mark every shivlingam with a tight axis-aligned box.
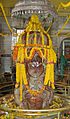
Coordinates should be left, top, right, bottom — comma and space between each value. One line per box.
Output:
13, 14, 57, 109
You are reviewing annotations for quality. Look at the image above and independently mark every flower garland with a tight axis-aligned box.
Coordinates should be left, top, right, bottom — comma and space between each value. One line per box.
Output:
25, 85, 45, 96
25, 47, 47, 60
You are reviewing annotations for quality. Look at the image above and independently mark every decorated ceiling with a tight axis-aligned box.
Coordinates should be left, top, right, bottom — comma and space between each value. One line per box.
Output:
0, 0, 70, 16
49, 0, 70, 16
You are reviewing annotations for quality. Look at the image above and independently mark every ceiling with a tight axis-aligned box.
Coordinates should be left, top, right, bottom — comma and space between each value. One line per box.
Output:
0, 0, 70, 16
0, 0, 18, 16
49, 0, 70, 16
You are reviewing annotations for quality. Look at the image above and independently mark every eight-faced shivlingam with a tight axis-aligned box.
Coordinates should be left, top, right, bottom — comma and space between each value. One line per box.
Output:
13, 15, 57, 109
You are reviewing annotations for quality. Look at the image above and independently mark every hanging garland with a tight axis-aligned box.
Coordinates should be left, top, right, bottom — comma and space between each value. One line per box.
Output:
57, 2, 70, 12
25, 47, 47, 60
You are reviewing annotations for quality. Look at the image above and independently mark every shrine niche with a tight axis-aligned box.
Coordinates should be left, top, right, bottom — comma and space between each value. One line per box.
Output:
13, 14, 57, 109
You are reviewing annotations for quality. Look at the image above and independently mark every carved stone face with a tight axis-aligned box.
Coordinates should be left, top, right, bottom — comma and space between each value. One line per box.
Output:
27, 56, 43, 77
22, 31, 48, 78
23, 31, 47, 88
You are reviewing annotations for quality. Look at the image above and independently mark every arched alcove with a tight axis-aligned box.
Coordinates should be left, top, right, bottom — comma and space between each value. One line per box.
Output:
60, 38, 70, 62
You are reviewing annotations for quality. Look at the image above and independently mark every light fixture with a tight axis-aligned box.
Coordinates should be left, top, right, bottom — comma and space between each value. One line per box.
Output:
11, 0, 58, 30
12, 0, 56, 18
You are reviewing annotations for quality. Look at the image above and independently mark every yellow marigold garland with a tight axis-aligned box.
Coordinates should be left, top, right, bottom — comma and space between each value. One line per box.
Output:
26, 85, 45, 96
25, 47, 47, 60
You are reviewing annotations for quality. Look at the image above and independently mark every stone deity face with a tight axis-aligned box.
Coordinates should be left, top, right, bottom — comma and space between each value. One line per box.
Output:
22, 31, 47, 78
